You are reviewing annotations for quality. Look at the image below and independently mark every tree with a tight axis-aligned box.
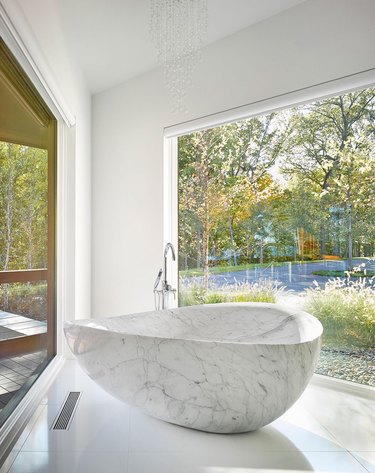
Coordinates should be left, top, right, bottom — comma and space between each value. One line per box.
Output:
179, 127, 227, 288
281, 88, 375, 259
179, 112, 287, 279
219, 114, 287, 264
0, 141, 48, 309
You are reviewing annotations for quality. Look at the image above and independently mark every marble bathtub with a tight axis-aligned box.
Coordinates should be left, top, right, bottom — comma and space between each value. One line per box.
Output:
64, 303, 323, 433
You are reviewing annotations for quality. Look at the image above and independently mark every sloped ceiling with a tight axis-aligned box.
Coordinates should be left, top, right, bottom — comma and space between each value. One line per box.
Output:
14, 0, 306, 94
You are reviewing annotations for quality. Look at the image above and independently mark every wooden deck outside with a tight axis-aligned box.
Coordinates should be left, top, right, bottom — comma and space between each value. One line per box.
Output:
0, 310, 47, 340
0, 311, 47, 413
0, 351, 46, 412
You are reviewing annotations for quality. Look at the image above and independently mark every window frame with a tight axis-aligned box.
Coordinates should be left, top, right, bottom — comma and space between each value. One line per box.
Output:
0, 39, 57, 371
163, 69, 375, 307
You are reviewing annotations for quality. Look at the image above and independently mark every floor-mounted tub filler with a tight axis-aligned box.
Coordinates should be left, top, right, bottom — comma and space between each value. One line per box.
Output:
64, 303, 323, 433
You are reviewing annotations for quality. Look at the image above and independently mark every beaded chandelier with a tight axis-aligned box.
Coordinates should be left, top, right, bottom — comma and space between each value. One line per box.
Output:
150, 0, 208, 112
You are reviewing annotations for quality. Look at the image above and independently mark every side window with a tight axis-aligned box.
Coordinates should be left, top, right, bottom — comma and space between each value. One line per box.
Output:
0, 38, 56, 426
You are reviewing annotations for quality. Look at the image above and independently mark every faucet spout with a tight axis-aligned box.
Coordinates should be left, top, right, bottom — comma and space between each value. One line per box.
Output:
154, 243, 176, 310
163, 242, 176, 289
164, 242, 176, 260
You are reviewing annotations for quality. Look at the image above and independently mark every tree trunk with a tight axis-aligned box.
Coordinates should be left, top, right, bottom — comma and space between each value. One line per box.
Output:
203, 231, 209, 291
225, 195, 237, 266
247, 238, 252, 264
228, 215, 237, 266
27, 207, 34, 269
298, 227, 305, 260
347, 177, 353, 270
259, 236, 264, 264
3, 144, 14, 309
212, 241, 217, 267
319, 225, 326, 257
182, 207, 188, 270
196, 227, 201, 269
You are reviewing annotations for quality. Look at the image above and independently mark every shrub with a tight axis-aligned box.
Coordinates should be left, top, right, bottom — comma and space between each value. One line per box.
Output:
0, 282, 47, 321
228, 280, 286, 303
178, 283, 207, 306
304, 277, 375, 349
204, 291, 229, 304
179, 278, 286, 306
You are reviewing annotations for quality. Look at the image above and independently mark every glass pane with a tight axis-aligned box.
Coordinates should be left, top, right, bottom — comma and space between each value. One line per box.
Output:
0, 350, 47, 416
178, 87, 375, 387
0, 142, 49, 422
1, 281, 47, 322
0, 40, 55, 430
0, 142, 48, 271
0, 281, 48, 420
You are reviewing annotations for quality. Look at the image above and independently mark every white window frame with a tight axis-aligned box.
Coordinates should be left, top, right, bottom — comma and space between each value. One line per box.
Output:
163, 69, 375, 307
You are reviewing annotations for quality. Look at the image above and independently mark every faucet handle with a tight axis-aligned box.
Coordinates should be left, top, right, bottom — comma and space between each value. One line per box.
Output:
153, 268, 163, 290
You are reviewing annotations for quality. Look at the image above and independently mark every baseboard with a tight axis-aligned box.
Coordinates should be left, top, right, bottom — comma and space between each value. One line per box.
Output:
311, 373, 375, 400
0, 355, 65, 466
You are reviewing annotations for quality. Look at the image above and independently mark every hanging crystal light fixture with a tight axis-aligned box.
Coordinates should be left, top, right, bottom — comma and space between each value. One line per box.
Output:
150, 0, 208, 113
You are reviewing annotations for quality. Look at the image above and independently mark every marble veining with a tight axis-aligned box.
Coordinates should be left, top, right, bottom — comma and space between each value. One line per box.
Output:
64, 302, 323, 433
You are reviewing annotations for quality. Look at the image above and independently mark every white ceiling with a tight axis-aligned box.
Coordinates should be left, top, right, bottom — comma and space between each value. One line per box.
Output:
55, 0, 306, 94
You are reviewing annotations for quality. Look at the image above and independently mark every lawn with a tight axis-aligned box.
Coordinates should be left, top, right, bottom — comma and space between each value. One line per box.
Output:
313, 270, 375, 278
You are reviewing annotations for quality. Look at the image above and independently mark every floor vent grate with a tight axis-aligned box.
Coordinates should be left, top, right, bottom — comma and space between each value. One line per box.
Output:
51, 391, 81, 430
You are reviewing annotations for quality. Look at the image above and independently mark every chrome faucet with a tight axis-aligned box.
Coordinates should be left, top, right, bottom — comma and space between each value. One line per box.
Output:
163, 242, 176, 292
153, 242, 177, 310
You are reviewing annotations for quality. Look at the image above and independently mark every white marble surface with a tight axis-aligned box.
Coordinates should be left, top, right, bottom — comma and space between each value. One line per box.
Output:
64, 303, 323, 433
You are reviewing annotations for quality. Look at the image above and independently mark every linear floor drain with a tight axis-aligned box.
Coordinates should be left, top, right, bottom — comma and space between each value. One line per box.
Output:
51, 391, 82, 430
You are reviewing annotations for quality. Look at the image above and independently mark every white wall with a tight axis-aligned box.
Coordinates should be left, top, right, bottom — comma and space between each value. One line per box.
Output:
92, 0, 375, 318
1, 0, 92, 321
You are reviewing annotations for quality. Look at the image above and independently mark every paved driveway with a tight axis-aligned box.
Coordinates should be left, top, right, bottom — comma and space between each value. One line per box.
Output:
182, 258, 375, 293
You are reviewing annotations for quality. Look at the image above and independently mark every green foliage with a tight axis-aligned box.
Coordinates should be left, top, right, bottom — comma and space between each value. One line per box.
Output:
228, 280, 286, 303
179, 259, 324, 278
0, 282, 47, 321
0, 142, 48, 271
312, 270, 375, 277
179, 279, 286, 306
178, 114, 287, 282
280, 89, 375, 261
304, 278, 375, 349
179, 87, 375, 274
204, 291, 229, 304
179, 283, 208, 306
0, 142, 48, 314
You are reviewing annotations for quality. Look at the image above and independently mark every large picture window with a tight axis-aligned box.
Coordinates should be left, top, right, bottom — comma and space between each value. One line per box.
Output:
178, 87, 375, 387
0, 38, 56, 426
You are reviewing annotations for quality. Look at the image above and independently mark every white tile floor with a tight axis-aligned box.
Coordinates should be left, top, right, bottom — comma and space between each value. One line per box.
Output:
1, 359, 374, 473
